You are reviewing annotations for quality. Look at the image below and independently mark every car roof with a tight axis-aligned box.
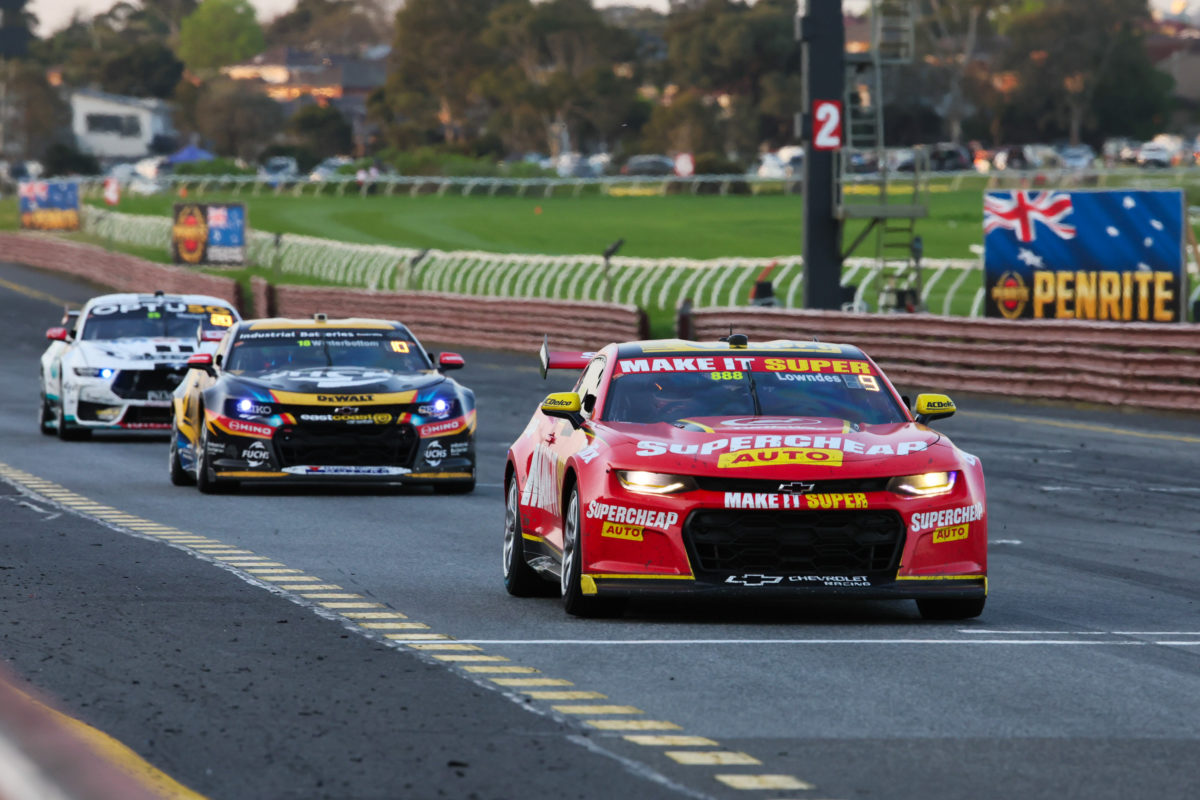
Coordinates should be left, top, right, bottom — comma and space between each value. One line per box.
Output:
82, 292, 237, 308
236, 317, 407, 332
612, 338, 869, 361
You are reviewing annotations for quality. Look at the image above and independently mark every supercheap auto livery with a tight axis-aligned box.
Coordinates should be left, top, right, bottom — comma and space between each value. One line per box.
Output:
505, 339, 987, 618
170, 317, 476, 493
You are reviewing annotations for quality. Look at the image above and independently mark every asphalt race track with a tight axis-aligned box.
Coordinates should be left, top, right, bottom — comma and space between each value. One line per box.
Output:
1, 260, 1199, 800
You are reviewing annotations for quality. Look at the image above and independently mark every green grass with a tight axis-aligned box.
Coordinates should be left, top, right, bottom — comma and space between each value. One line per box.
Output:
95, 187, 989, 261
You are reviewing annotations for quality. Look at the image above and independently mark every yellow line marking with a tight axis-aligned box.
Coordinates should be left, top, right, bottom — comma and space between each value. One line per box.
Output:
205, 551, 257, 556
463, 666, 539, 674
431, 654, 510, 662
490, 678, 573, 687
10, 686, 206, 798
407, 644, 481, 651
366, 623, 431, 630
554, 705, 643, 715
342, 612, 407, 619
300, 593, 362, 599
522, 691, 606, 700
666, 751, 761, 766
585, 720, 681, 731
962, 410, 1200, 444
319, 601, 384, 608
383, 633, 451, 640
714, 775, 814, 790
0, 276, 76, 307
243, 568, 304, 574
258, 575, 324, 583
624, 735, 719, 747
225, 562, 285, 567
279, 584, 341, 590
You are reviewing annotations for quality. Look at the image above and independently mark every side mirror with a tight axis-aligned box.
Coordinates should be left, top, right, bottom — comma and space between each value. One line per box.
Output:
914, 393, 956, 424
187, 352, 216, 375
46, 326, 70, 341
438, 352, 465, 371
541, 392, 584, 428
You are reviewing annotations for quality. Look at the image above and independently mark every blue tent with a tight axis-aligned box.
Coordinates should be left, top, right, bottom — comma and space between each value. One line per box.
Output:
166, 144, 214, 164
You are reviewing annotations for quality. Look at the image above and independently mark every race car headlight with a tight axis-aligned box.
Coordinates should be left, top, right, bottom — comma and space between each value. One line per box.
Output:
417, 397, 455, 419
74, 367, 115, 379
887, 471, 957, 497
616, 470, 697, 495
226, 398, 275, 418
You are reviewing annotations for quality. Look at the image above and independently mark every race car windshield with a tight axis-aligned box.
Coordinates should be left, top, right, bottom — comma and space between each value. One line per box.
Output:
224, 329, 431, 375
603, 357, 907, 425
81, 303, 235, 340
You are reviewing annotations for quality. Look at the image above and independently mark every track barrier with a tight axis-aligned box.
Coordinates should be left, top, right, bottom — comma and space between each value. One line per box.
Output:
682, 306, 1200, 413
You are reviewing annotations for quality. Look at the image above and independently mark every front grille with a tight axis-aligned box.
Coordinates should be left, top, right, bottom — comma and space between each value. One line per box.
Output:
273, 424, 418, 468
684, 509, 905, 575
111, 367, 187, 400
694, 476, 890, 494
122, 406, 172, 425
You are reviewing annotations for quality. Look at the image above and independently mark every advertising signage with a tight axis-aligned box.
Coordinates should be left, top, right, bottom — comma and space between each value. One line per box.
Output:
171, 203, 246, 266
983, 189, 1185, 322
19, 181, 80, 231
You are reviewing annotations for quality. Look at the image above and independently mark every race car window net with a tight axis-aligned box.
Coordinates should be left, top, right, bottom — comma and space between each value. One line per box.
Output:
223, 329, 431, 375
81, 304, 236, 340
603, 361, 906, 426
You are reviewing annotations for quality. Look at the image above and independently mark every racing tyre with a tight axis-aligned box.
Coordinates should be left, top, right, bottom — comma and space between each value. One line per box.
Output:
195, 419, 235, 494
169, 426, 195, 487
503, 478, 554, 597
916, 597, 986, 620
561, 488, 626, 618
54, 398, 90, 441
38, 391, 55, 436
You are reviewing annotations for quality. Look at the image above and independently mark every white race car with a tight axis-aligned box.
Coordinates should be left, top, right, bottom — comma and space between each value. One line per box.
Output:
40, 291, 240, 439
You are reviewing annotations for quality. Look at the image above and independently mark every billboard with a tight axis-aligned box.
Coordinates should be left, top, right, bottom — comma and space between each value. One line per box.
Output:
171, 203, 246, 266
19, 181, 80, 231
983, 189, 1185, 322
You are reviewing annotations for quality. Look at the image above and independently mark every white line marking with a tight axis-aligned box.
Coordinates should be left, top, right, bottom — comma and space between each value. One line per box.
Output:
446, 638, 1149, 646
991, 539, 1022, 545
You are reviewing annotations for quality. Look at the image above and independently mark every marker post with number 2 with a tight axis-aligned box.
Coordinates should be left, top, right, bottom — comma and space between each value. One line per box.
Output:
812, 100, 843, 151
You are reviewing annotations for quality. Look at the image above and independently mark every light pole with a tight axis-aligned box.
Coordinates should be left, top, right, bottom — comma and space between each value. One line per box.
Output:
602, 238, 624, 303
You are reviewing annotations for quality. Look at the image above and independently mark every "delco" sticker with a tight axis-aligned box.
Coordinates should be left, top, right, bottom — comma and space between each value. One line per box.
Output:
717, 448, 843, 469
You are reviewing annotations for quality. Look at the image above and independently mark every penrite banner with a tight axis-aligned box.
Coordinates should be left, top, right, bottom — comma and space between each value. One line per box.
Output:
983, 189, 1185, 322
171, 203, 246, 266
19, 181, 80, 231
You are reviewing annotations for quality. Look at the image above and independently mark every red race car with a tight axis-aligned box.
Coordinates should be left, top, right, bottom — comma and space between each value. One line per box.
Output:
503, 335, 987, 619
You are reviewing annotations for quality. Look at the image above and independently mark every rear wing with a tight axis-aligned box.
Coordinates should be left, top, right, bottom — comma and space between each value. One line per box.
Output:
538, 334, 592, 380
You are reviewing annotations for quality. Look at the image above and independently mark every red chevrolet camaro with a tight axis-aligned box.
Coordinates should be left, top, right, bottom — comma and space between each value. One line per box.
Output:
503, 335, 987, 619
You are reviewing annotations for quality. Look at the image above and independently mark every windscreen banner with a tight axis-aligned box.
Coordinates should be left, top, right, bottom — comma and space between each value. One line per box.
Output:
18, 181, 80, 231
171, 203, 246, 266
983, 189, 1184, 322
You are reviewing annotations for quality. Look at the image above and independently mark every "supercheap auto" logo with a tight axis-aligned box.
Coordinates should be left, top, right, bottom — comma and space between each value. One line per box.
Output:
717, 448, 843, 469
636, 435, 929, 458
910, 503, 983, 533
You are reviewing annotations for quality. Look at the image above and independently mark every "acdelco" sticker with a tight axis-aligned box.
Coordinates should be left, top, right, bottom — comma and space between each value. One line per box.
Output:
910, 503, 983, 532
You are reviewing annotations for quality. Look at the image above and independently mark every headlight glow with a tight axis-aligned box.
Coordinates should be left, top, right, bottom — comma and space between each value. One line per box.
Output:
616, 470, 697, 495
238, 399, 253, 413
227, 398, 274, 418
887, 471, 958, 497
418, 397, 453, 419
74, 367, 115, 379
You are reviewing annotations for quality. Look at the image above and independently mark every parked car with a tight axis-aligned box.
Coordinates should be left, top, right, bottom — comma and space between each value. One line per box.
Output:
259, 156, 299, 183
621, 155, 676, 176
929, 144, 971, 172
1136, 143, 1172, 168
309, 156, 353, 182
1059, 145, 1095, 170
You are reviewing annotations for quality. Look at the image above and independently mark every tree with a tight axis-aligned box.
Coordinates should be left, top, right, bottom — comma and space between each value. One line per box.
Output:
384, 0, 506, 145
3, 64, 71, 162
287, 103, 353, 158
191, 80, 284, 160
266, 0, 393, 54
918, 0, 1000, 144
98, 41, 183, 99
177, 0, 265, 73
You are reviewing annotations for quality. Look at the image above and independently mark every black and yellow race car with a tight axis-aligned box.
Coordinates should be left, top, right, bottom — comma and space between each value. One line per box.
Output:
169, 315, 476, 493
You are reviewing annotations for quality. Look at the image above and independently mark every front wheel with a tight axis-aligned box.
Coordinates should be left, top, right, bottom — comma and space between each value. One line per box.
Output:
503, 478, 553, 597
560, 488, 625, 618
169, 425, 195, 487
54, 396, 90, 441
195, 420, 235, 494
916, 597, 986, 620
38, 391, 55, 436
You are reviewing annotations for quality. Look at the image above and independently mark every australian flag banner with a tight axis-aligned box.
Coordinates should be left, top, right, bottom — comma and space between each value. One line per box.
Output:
19, 181, 80, 231
983, 189, 1184, 322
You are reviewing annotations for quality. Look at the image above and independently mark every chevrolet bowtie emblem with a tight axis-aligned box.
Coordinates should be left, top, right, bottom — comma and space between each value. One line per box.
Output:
777, 482, 816, 494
